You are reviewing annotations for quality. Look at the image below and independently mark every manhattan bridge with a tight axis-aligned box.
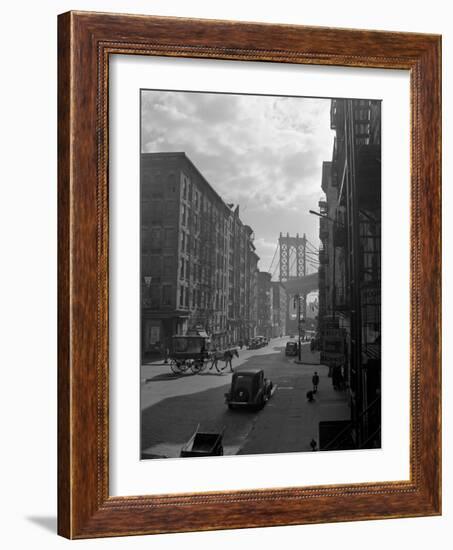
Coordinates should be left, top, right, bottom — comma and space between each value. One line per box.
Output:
267, 232, 319, 322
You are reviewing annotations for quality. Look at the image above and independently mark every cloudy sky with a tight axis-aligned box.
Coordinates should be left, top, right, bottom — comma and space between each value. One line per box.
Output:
141, 90, 334, 277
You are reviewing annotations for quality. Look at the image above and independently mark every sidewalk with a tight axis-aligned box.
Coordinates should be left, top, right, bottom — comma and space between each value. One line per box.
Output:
238, 364, 350, 454
293, 342, 321, 365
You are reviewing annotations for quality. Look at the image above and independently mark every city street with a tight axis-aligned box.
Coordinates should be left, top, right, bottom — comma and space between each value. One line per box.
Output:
141, 337, 350, 459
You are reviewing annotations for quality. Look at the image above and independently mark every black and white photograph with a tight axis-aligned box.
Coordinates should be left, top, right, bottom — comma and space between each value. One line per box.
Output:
140, 89, 381, 460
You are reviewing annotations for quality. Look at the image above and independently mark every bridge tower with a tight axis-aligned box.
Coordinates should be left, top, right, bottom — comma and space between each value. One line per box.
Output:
279, 233, 307, 282
279, 233, 308, 332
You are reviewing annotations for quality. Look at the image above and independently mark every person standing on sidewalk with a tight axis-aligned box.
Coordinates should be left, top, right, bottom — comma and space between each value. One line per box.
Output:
312, 371, 320, 393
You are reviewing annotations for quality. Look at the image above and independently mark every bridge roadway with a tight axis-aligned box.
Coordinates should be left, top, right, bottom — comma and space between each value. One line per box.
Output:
140, 336, 349, 459
281, 271, 318, 295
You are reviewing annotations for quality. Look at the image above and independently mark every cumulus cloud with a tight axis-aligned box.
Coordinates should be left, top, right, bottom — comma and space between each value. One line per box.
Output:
141, 89, 334, 272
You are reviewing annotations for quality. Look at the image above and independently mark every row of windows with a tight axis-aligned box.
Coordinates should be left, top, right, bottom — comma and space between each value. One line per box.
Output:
180, 232, 229, 269
142, 171, 177, 199
181, 171, 231, 235
142, 200, 177, 221
142, 227, 176, 249
181, 173, 201, 211
355, 122, 371, 136
145, 284, 173, 307
142, 255, 175, 279
179, 257, 230, 289
178, 286, 228, 311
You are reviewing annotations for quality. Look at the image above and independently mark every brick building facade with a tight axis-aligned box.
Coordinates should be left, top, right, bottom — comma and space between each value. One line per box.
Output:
141, 152, 259, 357
318, 99, 381, 449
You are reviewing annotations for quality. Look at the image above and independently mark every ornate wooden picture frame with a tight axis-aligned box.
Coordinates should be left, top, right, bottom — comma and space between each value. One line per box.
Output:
58, 11, 441, 539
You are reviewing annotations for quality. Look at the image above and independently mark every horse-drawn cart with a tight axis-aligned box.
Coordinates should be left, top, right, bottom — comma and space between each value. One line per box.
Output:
169, 334, 239, 374
169, 334, 210, 374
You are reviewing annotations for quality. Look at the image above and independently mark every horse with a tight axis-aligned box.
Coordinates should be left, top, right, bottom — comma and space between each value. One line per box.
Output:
209, 348, 239, 373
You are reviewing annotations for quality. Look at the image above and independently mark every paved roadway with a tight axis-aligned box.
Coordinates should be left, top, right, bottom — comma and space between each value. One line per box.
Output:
140, 337, 350, 459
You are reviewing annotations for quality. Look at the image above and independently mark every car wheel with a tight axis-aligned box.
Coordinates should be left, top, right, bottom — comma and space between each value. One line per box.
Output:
255, 395, 265, 410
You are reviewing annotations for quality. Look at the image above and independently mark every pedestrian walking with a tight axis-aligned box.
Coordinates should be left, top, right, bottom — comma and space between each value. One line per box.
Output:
306, 390, 315, 403
310, 438, 318, 451
312, 371, 320, 393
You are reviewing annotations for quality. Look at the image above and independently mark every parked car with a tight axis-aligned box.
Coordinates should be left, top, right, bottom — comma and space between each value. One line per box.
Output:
255, 335, 266, 347
225, 368, 276, 410
247, 338, 260, 350
285, 341, 298, 356
248, 336, 266, 349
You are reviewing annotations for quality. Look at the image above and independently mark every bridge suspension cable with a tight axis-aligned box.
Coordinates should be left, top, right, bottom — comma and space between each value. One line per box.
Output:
267, 242, 279, 274
305, 239, 320, 253
271, 256, 281, 280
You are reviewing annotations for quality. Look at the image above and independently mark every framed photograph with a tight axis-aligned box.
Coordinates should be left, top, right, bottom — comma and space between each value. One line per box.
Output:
58, 11, 441, 538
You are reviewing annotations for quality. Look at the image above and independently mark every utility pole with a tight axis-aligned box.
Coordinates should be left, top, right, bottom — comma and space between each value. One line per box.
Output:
296, 294, 302, 362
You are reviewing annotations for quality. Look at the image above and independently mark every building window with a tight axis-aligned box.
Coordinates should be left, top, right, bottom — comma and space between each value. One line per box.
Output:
150, 285, 160, 308
149, 256, 161, 279
165, 201, 176, 218
164, 228, 175, 246
162, 285, 172, 306
179, 286, 184, 307
180, 258, 185, 280
163, 256, 173, 278
150, 200, 163, 221
150, 227, 162, 248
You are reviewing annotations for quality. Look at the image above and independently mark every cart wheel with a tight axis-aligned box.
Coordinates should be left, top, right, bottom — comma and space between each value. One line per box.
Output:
191, 360, 203, 374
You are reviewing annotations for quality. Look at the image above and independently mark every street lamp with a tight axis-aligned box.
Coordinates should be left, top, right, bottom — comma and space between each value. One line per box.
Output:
309, 209, 345, 226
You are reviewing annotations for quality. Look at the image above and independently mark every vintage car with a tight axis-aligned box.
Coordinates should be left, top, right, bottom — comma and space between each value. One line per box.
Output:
247, 338, 261, 350
285, 341, 298, 356
225, 368, 276, 410
248, 336, 268, 349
